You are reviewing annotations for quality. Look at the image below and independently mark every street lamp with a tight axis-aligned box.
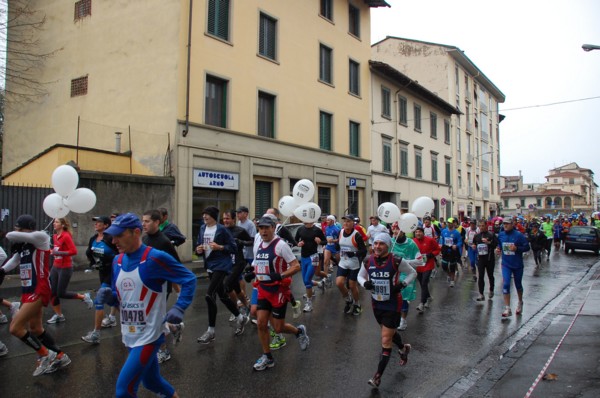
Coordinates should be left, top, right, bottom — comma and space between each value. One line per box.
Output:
582, 44, 600, 52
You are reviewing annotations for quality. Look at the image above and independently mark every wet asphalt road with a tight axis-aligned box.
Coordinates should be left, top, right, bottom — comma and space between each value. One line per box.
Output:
0, 249, 597, 398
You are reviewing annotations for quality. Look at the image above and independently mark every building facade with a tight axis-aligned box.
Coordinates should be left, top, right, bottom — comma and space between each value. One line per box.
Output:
3, 0, 390, 259
369, 61, 460, 220
371, 37, 505, 221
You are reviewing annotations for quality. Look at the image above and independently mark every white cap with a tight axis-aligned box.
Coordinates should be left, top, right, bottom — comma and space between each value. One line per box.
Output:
327, 215, 336, 222
373, 232, 392, 247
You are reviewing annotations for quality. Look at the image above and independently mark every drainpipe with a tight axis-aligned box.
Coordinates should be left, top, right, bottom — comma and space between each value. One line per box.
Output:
183, 0, 193, 137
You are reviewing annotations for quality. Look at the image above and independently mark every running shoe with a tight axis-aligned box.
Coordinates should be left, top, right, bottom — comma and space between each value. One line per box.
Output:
352, 304, 362, 316
344, 300, 353, 314
46, 352, 71, 373
476, 294, 485, 301
424, 297, 433, 309
0, 314, 7, 324
269, 334, 286, 350
235, 315, 250, 336
398, 318, 407, 331
82, 292, 94, 309
197, 330, 215, 344
81, 330, 100, 344
303, 301, 313, 312
47, 314, 66, 324
253, 354, 275, 371
269, 328, 276, 338
228, 313, 236, 322
416, 303, 424, 313
449, 281, 455, 288
325, 275, 333, 288
516, 301, 523, 315
10, 302, 21, 317
33, 351, 57, 377
0, 342, 8, 357
502, 306, 512, 317
157, 349, 171, 364
317, 279, 326, 293
101, 315, 117, 328
172, 322, 184, 345
368, 372, 381, 388
292, 300, 302, 319
398, 344, 411, 366
488, 290, 494, 299
296, 325, 310, 350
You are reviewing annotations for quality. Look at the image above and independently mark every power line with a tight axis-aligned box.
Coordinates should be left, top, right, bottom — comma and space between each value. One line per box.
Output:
496, 96, 600, 113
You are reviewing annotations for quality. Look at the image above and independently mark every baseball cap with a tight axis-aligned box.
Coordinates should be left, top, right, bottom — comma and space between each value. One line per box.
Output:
423, 215, 431, 220
15, 214, 36, 230
373, 232, 392, 247
257, 216, 276, 227
326, 215, 336, 222
236, 206, 249, 213
447, 217, 455, 223
503, 216, 514, 224
341, 214, 355, 220
92, 216, 111, 225
105, 213, 143, 235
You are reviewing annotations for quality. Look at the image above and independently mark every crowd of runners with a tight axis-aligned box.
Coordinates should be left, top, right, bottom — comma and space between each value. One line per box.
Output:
0, 206, 599, 396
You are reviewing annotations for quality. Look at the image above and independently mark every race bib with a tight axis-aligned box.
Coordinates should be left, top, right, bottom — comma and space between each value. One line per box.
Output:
502, 242, 515, 256
254, 260, 271, 281
477, 243, 489, 256
444, 237, 454, 246
121, 302, 146, 330
20, 262, 33, 287
371, 279, 390, 301
310, 253, 319, 265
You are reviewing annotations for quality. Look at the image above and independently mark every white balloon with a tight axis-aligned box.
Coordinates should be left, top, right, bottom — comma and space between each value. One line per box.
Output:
411, 196, 435, 218
399, 213, 419, 233
51, 165, 79, 197
293, 202, 321, 223
377, 202, 401, 223
292, 179, 315, 204
278, 195, 300, 217
43, 193, 70, 218
64, 188, 97, 213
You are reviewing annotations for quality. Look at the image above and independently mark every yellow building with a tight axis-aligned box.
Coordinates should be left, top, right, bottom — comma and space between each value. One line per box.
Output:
3, 0, 390, 258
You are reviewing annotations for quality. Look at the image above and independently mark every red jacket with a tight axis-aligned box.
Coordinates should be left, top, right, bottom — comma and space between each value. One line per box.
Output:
413, 236, 441, 272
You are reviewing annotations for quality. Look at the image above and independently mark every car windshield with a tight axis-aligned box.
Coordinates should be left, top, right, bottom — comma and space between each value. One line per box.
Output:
570, 227, 595, 235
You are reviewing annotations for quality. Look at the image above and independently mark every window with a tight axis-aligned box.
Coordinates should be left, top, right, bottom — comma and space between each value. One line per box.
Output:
569, 178, 575, 184
70, 76, 88, 97
445, 157, 451, 185
430, 112, 437, 138
431, 153, 438, 182
381, 86, 391, 118
319, 44, 333, 84
415, 148, 422, 179
444, 119, 450, 144
318, 186, 331, 215
400, 201, 409, 213
205, 75, 228, 128
259, 13, 277, 60
255, 181, 273, 218
414, 104, 421, 131
319, 111, 332, 150
349, 60, 360, 95
320, 0, 333, 21
455, 65, 460, 94
348, 189, 359, 215
74, 0, 91, 20
207, 0, 230, 40
399, 96, 408, 125
382, 138, 392, 173
456, 126, 461, 155
349, 121, 360, 157
400, 143, 408, 176
536, 198, 542, 207
258, 91, 275, 138
348, 4, 360, 37
520, 199, 525, 207
458, 169, 462, 188
504, 199, 509, 208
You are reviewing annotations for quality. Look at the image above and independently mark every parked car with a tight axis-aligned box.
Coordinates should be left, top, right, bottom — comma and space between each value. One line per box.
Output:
282, 222, 321, 261
564, 226, 600, 255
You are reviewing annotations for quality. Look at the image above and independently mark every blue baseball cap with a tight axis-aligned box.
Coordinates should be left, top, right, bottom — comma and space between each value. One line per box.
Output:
105, 212, 142, 235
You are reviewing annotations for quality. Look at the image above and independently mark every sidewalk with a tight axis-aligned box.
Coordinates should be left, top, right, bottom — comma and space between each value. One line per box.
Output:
0, 260, 207, 299
462, 260, 600, 398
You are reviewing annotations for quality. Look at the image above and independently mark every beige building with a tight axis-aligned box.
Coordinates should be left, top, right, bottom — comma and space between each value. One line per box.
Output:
372, 37, 505, 221
369, 61, 460, 220
3, 0, 391, 259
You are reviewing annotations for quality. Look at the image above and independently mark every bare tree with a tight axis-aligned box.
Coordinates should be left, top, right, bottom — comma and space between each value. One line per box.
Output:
1, 0, 62, 106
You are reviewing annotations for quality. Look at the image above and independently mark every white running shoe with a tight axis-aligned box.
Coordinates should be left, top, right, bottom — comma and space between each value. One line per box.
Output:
172, 323, 185, 345
0, 342, 8, 357
197, 330, 215, 344
157, 349, 171, 363
33, 351, 57, 376
47, 314, 66, 324
46, 353, 71, 373
0, 314, 7, 324
292, 300, 302, 319
83, 293, 94, 309
296, 325, 310, 350
303, 301, 313, 312
416, 303, 424, 313
81, 330, 100, 344
101, 315, 117, 328
398, 318, 408, 331
10, 302, 21, 317
228, 314, 236, 322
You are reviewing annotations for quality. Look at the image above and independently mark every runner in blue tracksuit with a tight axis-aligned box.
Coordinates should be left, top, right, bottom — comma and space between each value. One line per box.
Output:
495, 216, 530, 318
439, 219, 463, 287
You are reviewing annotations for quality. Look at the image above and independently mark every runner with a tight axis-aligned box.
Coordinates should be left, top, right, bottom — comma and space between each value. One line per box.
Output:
295, 220, 325, 312
250, 216, 309, 371
440, 218, 463, 287
0, 215, 71, 376
358, 233, 418, 388
390, 223, 421, 330
472, 220, 498, 301
334, 215, 367, 315
97, 212, 196, 397
157, 207, 186, 247
412, 226, 440, 313
47, 217, 94, 323
366, 216, 388, 254
465, 220, 480, 281
222, 210, 252, 315
527, 221, 546, 268
323, 215, 341, 274
81, 216, 119, 344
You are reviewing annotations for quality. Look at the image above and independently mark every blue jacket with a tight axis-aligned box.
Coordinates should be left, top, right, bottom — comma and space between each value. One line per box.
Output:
440, 228, 463, 255
497, 229, 530, 269
196, 223, 236, 272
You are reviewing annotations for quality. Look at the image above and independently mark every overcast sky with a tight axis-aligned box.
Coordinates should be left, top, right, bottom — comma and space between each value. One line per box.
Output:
371, 0, 600, 187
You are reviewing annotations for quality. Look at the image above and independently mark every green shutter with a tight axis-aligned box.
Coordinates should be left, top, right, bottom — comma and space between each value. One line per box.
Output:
208, 0, 229, 40
255, 181, 272, 217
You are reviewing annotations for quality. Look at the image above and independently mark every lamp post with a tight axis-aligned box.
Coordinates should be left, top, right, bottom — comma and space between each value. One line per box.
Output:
582, 44, 600, 52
